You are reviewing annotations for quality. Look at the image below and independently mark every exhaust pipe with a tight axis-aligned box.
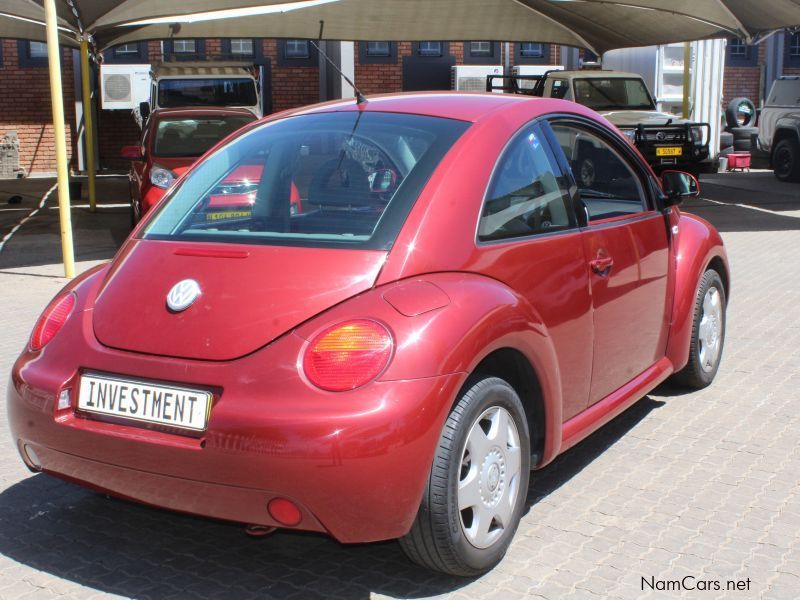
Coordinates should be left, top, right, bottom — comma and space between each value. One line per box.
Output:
245, 525, 277, 538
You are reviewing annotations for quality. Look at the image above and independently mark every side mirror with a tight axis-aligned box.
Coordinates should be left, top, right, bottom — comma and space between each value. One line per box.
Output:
661, 170, 699, 206
369, 168, 398, 193
120, 145, 144, 161
139, 101, 151, 122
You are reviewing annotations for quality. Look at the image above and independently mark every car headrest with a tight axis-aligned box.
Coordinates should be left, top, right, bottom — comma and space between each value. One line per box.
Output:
308, 158, 371, 207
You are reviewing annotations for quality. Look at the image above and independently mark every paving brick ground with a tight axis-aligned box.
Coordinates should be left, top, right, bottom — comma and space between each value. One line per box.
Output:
0, 175, 798, 599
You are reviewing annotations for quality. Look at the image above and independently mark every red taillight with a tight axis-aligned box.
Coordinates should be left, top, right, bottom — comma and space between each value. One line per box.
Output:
30, 292, 76, 351
303, 320, 393, 392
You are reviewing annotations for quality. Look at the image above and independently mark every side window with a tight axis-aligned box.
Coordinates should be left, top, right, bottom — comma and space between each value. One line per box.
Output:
479, 124, 575, 242
549, 80, 569, 99
549, 124, 648, 222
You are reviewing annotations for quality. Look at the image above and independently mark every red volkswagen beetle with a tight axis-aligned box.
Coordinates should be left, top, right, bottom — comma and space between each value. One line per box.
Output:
9, 93, 728, 576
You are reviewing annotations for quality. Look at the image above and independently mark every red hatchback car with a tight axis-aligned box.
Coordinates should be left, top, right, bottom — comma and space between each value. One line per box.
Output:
9, 93, 728, 576
122, 107, 257, 223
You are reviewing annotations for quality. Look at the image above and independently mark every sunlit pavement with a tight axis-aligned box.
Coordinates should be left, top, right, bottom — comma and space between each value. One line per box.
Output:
0, 173, 798, 599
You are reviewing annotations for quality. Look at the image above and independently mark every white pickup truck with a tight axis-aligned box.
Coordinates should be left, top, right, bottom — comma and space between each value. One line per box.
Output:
758, 76, 800, 182
137, 62, 262, 127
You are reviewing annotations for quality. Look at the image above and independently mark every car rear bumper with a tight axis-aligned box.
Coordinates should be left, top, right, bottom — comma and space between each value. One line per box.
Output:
8, 334, 463, 543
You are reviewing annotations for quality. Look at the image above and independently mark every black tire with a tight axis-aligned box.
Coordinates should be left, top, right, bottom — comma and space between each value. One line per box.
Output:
399, 377, 531, 576
671, 269, 726, 389
725, 97, 756, 128
733, 139, 752, 152
772, 137, 800, 182
729, 126, 758, 141
719, 132, 734, 149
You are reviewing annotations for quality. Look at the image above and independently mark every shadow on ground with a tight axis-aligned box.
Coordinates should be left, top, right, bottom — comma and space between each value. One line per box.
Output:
0, 398, 663, 599
0, 177, 130, 270
686, 171, 800, 233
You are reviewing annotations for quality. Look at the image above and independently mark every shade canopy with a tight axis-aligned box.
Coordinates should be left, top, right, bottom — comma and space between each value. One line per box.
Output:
2, 1, 800, 53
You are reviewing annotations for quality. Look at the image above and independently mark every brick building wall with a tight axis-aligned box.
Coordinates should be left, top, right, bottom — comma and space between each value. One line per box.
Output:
722, 43, 765, 106
0, 39, 77, 175
265, 39, 320, 113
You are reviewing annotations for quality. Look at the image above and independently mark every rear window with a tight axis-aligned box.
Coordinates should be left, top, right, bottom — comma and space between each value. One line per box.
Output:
142, 111, 469, 250
153, 116, 256, 157
572, 78, 655, 111
158, 78, 258, 108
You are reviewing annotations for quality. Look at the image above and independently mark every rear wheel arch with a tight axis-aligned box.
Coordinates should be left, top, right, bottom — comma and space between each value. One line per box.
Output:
468, 348, 546, 469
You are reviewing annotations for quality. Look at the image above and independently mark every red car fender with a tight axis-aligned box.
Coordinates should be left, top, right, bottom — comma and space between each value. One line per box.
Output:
665, 211, 730, 372
295, 272, 564, 464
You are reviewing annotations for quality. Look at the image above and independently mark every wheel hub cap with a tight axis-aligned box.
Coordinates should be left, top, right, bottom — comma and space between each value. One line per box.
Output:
698, 286, 723, 372
457, 406, 523, 549
481, 451, 504, 501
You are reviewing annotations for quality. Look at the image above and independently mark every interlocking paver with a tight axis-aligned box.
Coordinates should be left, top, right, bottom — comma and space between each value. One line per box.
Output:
0, 177, 799, 598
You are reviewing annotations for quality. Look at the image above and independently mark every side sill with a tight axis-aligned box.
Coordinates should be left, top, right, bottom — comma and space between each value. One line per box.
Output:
559, 357, 674, 454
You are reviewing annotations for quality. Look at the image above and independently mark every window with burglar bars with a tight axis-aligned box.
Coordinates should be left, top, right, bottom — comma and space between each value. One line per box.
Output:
230, 39, 255, 56
285, 40, 310, 59
470, 41, 492, 57
418, 42, 443, 57
367, 41, 391, 57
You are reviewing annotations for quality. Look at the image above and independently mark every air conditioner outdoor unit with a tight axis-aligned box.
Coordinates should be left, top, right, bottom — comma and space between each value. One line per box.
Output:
100, 64, 151, 110
452, 65, 503, 92
512, 65, 564, 91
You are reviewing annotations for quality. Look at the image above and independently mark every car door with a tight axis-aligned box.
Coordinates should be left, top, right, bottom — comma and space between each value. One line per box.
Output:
476, 121, 593, 421
545, 119, 671, 406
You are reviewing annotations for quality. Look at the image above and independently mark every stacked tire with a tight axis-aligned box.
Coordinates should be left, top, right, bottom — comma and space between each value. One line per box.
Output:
720, 98, 757, 158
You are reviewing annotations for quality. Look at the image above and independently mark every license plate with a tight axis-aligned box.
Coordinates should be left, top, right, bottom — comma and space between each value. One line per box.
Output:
78, 373, 212, 431
656, 147, 683, 157
206, 209, 252, 221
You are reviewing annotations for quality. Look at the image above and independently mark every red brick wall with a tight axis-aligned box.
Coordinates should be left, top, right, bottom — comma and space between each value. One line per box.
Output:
0, 39, 77, 175
353, 41, 409, 95
96, 111, 141, 171
265, 40, 320, 113
722, 43, 765, 106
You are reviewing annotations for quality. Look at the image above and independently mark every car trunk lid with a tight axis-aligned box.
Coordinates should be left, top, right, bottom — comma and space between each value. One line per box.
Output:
92, 239, 386, 361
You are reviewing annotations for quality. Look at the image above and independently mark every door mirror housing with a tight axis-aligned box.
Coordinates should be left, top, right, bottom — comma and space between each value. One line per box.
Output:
120, 145, 144, 161
661, 170, 700, 206
139, 101, 151, 122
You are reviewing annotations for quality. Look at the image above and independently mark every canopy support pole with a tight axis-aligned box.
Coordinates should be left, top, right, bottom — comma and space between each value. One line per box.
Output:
682, 43, 691, 119
44, 0, 75, 278
80, 38, 97, 212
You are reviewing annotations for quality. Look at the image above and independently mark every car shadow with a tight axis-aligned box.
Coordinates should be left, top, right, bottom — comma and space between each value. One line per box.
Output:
0, 397, 664, 599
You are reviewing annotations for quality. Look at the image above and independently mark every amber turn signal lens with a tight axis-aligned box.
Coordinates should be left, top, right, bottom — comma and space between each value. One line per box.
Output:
303, 320, 393, 392
30, 292, 76, 351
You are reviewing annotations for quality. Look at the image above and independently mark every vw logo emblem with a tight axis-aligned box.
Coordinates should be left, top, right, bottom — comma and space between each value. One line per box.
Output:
656, 131, 666, 141
166, 279, 201, 312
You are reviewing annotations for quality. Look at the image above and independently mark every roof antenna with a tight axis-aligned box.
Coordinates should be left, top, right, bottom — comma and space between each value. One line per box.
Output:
310, 20, 368, 105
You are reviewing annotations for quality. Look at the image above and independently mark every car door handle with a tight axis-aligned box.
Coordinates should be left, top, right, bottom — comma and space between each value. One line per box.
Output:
590, 256, 614, 275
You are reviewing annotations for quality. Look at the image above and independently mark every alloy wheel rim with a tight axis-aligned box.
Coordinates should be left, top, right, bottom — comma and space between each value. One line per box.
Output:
458, 405, 522, 549
698, 286, 723, 372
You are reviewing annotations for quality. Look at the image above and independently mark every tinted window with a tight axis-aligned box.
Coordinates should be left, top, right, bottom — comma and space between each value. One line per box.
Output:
158, 78, 258, 108
479, 124, 574, 241
153, 116, 256, 158
572, 78, 654, 111
143, 112, 469, 249
550, 124, 647, 221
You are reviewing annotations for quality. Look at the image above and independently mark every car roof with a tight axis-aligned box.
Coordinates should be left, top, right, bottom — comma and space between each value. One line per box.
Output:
285, 92, 577, 124
151, 107, 257, 119
556, 70, 645, 80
